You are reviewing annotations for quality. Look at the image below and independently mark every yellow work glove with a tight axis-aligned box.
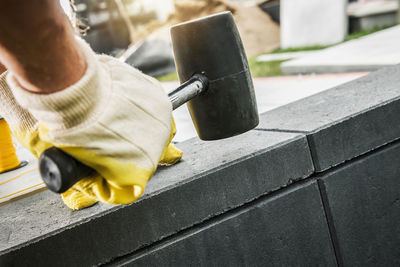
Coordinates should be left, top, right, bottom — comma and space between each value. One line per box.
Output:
0, 72, 52, 158
2, 38, 182, 210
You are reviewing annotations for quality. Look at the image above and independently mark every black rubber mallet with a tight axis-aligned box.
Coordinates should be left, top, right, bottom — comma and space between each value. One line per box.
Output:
39, 11, 259, 193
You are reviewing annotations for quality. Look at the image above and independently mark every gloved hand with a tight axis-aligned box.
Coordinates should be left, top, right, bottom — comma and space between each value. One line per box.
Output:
0, 72, 51, 158
1, 38, 182, 210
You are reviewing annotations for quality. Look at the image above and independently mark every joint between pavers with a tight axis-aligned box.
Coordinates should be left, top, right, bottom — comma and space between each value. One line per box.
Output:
305, 134, 322, 172
255, 128, 320, 184
254, 129, 323, 174
316, 136, 400, 177
312, 137, 400, 267
254, 128, 309, 134
316, 179, 344, 267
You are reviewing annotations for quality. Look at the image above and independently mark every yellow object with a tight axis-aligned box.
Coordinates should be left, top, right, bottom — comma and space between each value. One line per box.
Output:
8, 111, 182, 211
55, 120, 182, 210
12, 120, 182, 210
0, 119, 21, 173
3, 38, 183, 210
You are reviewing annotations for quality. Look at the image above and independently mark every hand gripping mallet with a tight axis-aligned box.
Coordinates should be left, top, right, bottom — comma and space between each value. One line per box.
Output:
39, 11, 259, 193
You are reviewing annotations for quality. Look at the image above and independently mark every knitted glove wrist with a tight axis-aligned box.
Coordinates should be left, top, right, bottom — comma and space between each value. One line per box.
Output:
6, 38, 182, 210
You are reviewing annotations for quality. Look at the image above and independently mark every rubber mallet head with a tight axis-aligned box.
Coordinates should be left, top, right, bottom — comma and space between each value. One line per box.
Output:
171, 11, 259, 140
38, 12, 260, 194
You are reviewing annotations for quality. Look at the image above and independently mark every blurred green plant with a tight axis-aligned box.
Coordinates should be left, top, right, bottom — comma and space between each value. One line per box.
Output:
344, 25, 393, 41
157, 72, 179, 82
156, 58, 287, 81
269, 45, 329, 54
248, 59, 286, 77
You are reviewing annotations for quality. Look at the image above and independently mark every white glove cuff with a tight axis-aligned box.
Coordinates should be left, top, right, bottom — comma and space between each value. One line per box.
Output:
0, 72, 37, 131
7, 38, 111, 131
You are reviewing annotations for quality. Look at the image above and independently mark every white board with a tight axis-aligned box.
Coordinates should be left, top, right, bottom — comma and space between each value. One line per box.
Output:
281, 0, 347, 48
0, 145, 45, 205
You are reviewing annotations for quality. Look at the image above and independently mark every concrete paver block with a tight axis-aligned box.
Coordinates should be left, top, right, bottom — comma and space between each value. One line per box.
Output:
112, 182, 336, 266
258, 65, 400, 171
111, 181, 337, 266
319, 141, 400, 266
0, 131, 313, 266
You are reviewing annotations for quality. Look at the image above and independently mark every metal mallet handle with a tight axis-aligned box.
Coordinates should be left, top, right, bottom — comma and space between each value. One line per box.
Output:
39, 74, 209, 193
168, 74, 208, 109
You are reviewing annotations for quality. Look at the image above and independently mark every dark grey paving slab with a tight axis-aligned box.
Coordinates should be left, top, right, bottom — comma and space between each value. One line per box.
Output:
257, 65, 400, 171
0, 130, 313, 266
110, 181, 337, 267
319, 141, 400, 266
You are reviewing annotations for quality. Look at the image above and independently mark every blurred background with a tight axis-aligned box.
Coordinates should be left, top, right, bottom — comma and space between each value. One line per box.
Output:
61, 0, 400, 80
61, 0, 400, 141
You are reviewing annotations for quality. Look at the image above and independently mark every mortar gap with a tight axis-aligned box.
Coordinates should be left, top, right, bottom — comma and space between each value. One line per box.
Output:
317, 179, 344, 267
316, 136, 400, 175
254, 128, 309, 134
305, 134, 322, 171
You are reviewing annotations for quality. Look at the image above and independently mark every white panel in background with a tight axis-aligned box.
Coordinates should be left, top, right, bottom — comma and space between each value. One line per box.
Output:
281, 0, 348, 48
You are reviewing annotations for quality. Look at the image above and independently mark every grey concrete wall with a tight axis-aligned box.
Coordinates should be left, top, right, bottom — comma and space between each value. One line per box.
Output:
110, 139, 400, 267
0, 132, 314, 266
1, 65, 400, 266
258, 65, 400, 172
319, 141, 400, 266
111, 181, 337, 267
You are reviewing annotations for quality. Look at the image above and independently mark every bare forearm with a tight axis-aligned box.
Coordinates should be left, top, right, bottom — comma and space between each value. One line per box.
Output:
0, 0, 86, 94
0, 62, 5, 74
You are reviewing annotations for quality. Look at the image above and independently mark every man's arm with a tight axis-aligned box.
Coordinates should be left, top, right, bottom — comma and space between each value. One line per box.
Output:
0, 62, 5, 74
0, 0, 86, 94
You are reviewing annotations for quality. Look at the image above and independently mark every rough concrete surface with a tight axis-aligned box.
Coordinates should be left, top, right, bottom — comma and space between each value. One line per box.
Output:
0, 130, 313, 266
257, 65, 400, 171
282, 25, 400, 74
319, 140, 400, 266
110, 181, 337, 267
